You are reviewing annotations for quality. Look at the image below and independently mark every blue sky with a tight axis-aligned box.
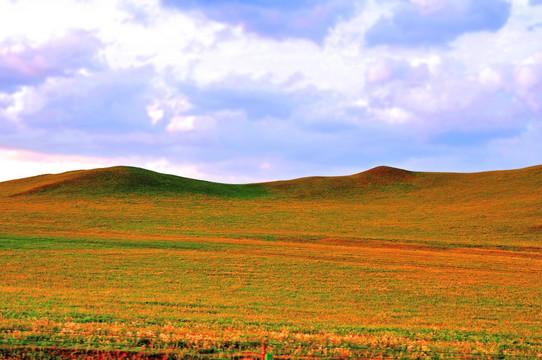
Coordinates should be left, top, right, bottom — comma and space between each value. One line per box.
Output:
0, 0, 541, 183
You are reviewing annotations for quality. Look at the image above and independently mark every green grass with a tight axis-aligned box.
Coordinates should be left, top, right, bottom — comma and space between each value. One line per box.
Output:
5, 166, 268, 199
0, 235, 540, 356
0, 234, 540, 358
0, 165, 541, 358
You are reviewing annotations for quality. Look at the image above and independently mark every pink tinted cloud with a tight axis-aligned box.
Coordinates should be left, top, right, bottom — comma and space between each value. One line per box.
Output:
0, 49, 49, 76
0, 31, 100, 89
514, 53, 542, 112
0, 147, 116, 181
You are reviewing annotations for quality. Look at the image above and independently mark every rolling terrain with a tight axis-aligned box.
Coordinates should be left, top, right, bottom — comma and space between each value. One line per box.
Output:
0, 165, 541, 358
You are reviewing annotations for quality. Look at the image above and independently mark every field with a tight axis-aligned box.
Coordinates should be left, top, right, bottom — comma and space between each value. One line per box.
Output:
0, 166, 541, 359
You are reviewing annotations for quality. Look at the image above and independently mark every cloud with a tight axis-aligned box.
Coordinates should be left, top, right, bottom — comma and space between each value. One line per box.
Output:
0, 31, 101, 91
478, 67, 504, 89
0, 147, 118, 182
0, 147, 211, 183
365, 0, 511, 47
354, 49, 541, 150
160, 0, 355, 43
181, 79, 298, 120
166, 114, 215, 132
514, 52, 542, 112
2, 68, 155, 133
530, 0, 542, 6
398, 119, 542, 173
487, 121, 542, 167
1, 0, 542, 184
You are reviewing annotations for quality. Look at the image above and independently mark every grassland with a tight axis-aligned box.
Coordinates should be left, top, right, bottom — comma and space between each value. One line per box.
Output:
0, 165, 541, 358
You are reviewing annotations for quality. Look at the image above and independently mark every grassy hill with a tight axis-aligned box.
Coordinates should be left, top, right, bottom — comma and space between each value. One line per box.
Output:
0, 165, 541, 358
3, 166, 267, 198
1, 164, 540, 248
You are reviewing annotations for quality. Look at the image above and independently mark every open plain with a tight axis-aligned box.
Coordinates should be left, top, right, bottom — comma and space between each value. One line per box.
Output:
0, 165, 541, 359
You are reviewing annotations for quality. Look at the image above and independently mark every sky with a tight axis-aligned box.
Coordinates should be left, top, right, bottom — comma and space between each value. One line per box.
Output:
0, 0, 541, 183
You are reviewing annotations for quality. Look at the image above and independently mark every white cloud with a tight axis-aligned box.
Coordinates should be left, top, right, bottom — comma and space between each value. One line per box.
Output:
146, 90, 193, 126
146, 101, 164, 125
166, 115, 196, 132
478, 67, 503, 89
515, 64, 540, 89
366, 59, 393, 84
1, 85, 44, 123
0, 0, 116, 45
448, 1, 542, 68
514, 52, 542, 111
166, 114, 216, 133
372, 106, 414, 124
409, 55, 442, 75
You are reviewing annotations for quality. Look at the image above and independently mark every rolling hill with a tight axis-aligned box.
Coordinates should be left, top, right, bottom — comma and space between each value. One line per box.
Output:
1, 164, 541, 248
2, 166, 268, 198
1, 165, 414, 198
3, 163, 541, 200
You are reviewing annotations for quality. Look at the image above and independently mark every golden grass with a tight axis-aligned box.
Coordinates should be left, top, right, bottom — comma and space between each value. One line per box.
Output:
0, 165, 541, 358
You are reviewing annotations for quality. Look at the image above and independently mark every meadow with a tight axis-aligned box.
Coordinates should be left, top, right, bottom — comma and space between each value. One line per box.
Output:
0, 166, 541, 358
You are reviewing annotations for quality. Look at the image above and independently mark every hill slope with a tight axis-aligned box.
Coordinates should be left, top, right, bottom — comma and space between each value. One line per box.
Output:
3, 164, 541, 200
2, 166, 267, 198
263, 166, 416, 198
1, 165, 418, 198
0, 164, 540, 248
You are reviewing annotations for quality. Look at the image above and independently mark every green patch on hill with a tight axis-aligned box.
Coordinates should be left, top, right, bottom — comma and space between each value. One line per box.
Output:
6, 166, 268, 199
